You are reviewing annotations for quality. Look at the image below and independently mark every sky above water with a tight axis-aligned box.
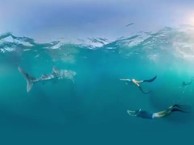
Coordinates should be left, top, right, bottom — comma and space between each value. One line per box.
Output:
1, 0, 194, 42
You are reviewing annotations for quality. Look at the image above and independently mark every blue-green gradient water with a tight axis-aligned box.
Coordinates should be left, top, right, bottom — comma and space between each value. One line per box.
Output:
0, 27, 194, 145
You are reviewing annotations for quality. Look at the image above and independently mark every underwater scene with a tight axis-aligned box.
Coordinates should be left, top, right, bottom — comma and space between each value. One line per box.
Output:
0, 26, 194, 145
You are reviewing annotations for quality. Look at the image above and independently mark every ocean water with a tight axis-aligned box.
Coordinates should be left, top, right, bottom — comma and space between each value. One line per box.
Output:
0, 27, 194, 145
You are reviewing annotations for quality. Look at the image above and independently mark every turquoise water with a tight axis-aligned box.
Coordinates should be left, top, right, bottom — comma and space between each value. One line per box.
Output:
0, 27, 194, 145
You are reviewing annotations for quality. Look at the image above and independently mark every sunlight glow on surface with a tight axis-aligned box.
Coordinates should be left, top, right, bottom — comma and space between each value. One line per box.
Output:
173, 29, 194, 62
185, 12, 194, 26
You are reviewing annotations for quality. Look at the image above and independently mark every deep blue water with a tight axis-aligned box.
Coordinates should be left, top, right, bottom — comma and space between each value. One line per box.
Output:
0, 27, 194, 145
